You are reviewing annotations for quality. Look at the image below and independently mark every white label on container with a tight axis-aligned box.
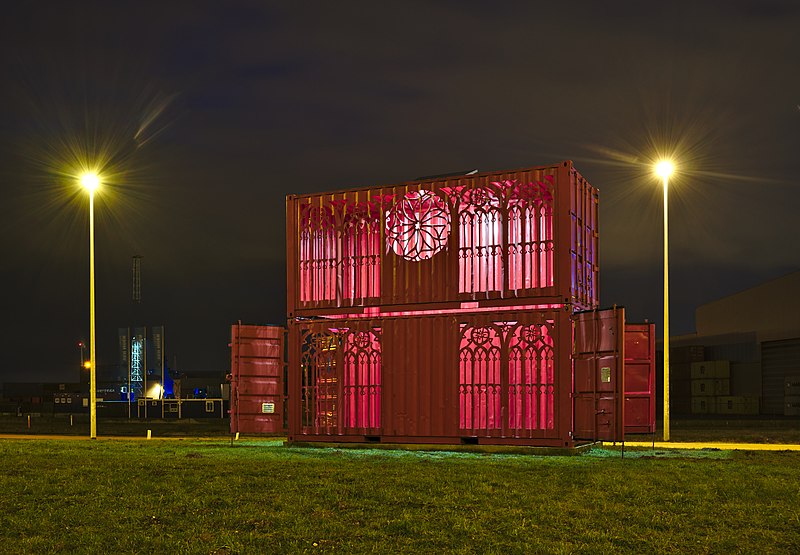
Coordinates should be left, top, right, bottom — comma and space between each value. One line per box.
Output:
262, 402, 275, 414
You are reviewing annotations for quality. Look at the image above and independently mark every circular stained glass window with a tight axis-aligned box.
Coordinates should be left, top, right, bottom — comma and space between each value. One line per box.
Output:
385, 190, 450, 261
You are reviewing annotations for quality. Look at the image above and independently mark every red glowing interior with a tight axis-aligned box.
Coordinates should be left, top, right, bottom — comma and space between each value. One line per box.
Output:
297, 178, 556, 303
301, 328, 381, 433
459, 322, 555, 432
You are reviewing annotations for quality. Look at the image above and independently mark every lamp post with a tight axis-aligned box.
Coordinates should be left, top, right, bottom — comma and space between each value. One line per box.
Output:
80, 172, 101, 439
655, 160, 674, 441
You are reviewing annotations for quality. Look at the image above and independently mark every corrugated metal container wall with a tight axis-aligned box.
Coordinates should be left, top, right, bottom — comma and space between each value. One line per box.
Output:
623, 323, 656, 434
230, 324, 285, 434
287, 308, 576, 447
286, 161, 598, 317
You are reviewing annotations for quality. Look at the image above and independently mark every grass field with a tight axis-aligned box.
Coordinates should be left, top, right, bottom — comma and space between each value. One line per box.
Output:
1, 437, 799, 554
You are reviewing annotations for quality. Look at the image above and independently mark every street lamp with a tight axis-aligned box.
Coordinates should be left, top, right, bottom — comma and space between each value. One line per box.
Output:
80, 171, 101, 439
655, 160, 674, 441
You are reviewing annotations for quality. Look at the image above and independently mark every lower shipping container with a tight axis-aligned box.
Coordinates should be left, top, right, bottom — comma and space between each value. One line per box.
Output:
716, 396, 759, 415
691, 379, 730, 397
691, 397, 716, 414
287, 307, 629, 447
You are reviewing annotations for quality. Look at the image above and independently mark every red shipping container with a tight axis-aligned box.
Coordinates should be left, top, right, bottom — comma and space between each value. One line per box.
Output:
286, 161, 598, 317
229, 323, 285, 434
287, 307, 625, 447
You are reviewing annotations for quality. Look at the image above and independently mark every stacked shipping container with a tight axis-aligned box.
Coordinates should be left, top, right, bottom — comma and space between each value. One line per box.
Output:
286, 161, 628, 447
689, 360, 759, 415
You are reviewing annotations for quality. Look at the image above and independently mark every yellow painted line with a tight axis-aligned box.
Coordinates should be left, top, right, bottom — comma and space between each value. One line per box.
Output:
606, 441, 800, 451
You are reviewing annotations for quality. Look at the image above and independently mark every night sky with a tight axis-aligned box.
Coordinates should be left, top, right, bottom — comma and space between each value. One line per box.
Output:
1, 1, 798, 383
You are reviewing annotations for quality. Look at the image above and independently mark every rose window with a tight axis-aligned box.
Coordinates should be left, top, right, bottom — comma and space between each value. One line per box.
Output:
385, 190, 450, 261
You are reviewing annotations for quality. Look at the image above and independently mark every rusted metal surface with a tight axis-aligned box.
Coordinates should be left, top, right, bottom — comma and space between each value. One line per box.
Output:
229, 323, 285, 434
572, 307, 626, 443
286, 161, 598, 318
624, 322, 656, 434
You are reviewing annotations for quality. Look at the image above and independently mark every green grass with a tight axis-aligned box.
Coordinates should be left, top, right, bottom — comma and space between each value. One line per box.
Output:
1, 439, 799, 554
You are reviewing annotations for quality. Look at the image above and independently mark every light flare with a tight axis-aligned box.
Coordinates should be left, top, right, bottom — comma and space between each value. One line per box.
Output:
655, 160, 674, 179
80, 172, 101, 193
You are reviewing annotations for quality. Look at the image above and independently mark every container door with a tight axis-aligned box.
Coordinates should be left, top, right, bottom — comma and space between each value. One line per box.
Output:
572, 307, 625, 442
624, 323, 656, 434
230, 324, 285, 434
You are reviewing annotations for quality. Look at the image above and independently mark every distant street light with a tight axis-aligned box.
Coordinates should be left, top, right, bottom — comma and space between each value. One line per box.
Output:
78, 341, 85, 370
80, 171, 101, 439
655, 160, 674, 441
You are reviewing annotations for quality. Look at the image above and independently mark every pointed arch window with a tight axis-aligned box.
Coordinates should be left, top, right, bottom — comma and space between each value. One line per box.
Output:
299, 201, 382, 303
299, 205, 337, 302
458, 187, 503, 294
506, 178, 555, 291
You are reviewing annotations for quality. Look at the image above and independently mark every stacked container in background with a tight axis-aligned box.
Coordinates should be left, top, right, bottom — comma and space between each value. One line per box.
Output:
690, 359, 759, 415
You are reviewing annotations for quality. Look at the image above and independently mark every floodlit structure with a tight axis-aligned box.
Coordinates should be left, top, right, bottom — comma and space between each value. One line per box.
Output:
281, 160, 654, 448
118, 326, 166, 417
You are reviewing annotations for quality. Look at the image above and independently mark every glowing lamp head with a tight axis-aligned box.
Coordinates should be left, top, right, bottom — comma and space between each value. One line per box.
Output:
83, 361, 91, 370
80, 172, 101, 193
655, 161, 674, 179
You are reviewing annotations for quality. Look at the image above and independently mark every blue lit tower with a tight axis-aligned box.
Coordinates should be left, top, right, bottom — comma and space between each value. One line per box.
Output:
130, 255, 144, 399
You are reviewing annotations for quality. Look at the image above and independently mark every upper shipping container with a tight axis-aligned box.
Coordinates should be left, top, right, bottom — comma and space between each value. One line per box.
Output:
286, 161, 599, 316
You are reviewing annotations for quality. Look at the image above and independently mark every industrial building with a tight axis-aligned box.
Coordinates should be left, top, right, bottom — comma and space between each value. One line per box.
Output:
670, 271, 800, 416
